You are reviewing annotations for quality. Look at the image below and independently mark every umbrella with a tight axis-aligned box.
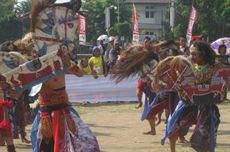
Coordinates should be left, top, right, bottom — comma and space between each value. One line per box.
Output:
97, 34, 108, 44
211, 37, 230, 55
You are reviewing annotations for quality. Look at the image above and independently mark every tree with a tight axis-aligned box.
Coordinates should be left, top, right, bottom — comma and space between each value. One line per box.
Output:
14, 0, 32, 34
163, 0, 230, 42
0, 0, 19, 43
109, 22, 132, 39
0, 0, 32, 43
81, 0, 132, 44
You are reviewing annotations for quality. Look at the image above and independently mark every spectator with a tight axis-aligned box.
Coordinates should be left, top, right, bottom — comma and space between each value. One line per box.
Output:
79, 57, 98, 79
89, 46, 107, 77
108, 40, 121, 73
144, 36, 151, 50
98, 35, 113, 62
218, 44, 227, 55
79, 57, 92, 75
179, 37, 190, 56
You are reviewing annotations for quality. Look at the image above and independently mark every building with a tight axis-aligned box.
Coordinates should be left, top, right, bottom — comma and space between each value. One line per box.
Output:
126, 0, 171, 41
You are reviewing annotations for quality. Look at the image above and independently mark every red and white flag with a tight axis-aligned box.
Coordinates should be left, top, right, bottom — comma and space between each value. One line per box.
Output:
132, 3, 139, 43
186, 6, 197, 45
78, 14, 86, 45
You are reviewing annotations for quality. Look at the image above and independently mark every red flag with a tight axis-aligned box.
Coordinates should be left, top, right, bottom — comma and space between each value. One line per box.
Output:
132, 3, 139, 43
186, 6, 197, 45
78, 14, 86, 45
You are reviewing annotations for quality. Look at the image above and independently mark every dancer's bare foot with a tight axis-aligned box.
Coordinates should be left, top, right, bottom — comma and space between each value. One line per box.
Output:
178, 137, 189, 144
22, 137, 31, 144
143, 130, 156, 135
155, 117, 161, 126
135, 103, 142, 109
13, 133, 19, 139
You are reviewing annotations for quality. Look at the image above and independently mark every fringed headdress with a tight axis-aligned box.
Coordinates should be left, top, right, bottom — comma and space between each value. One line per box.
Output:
111, 44, 158, 83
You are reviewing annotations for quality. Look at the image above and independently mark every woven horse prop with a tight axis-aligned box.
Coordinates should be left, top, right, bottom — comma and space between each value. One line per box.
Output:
154, 55, 229, 104
31, 0, 81, 57
0, 0, 82, 130
0, 0, 82, 91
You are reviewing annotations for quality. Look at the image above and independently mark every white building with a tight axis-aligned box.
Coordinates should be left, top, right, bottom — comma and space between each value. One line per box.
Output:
126, 0, 171, 41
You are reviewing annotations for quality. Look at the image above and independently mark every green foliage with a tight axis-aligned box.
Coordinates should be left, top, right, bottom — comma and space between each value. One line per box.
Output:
0, 0, 32, 43
0, 0, 21, 43
163, 0, 230, 42
14, 0, 32, 17
0, 0, 16, 22
113, 22, 132, 38
108, 26, 117, 36
82, 0, 132, 44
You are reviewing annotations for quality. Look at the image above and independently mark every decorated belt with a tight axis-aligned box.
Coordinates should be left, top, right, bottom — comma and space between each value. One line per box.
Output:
40, 103, 69, 112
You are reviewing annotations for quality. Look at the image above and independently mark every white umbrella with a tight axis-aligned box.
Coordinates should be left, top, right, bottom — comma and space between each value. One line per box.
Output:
55, 0, 70, 3
211, 37, 230, 55
97, 35, 108, 44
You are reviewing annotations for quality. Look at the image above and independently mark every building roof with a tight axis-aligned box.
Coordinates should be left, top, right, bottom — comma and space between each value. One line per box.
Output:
126, 0, 171, 4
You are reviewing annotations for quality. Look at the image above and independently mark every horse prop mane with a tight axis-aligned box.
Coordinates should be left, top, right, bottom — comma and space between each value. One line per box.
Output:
111, 44, 158, 83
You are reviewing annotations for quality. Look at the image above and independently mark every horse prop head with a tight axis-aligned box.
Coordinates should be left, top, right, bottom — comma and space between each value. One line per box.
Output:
31, 0, 81, 63
0, 1, 82, 92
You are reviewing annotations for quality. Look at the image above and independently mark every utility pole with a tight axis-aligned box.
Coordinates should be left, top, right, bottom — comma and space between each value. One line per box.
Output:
170, 0, 175, 32
117, 0, 120, 23
104, 7, 110, 33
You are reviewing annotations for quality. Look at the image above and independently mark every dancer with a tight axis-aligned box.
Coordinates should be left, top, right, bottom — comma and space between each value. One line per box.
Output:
155, 41, 227, 152
27, 0, 100, 151
0, 88, 16, 152
189, 41, 221, 152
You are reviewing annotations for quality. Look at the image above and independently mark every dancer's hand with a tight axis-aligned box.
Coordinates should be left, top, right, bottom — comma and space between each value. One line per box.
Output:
135, 102, 142, 109
91, 70, 98, 79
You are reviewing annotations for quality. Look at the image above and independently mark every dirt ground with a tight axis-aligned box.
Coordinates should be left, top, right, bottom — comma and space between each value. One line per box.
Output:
1, 100, 230, 152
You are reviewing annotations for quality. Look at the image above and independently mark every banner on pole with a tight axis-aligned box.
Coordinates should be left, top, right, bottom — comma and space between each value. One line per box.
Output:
186, 6, 197, 46
132, 3, 139, 43
78, 14, 86, 45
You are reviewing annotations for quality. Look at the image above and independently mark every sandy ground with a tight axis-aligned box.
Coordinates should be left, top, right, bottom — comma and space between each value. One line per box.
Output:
1, 100, 230, 152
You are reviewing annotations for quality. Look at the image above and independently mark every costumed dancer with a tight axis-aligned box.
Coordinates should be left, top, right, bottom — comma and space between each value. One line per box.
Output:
153, 40, 192, 145
136, 78, 160, 135
111, 44, 162, 136
28, 0, 100, 151
30, 67, 100, 152
0, 87, 15, 152
159, 41, 223, 152
189, 41, 221, 152
155, 55, 198, 152
9, 90, 31, 144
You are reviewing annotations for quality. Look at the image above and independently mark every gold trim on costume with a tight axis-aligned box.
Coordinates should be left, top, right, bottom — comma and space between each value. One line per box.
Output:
41, 115, 53, 138
66, 114, 77, 134
59, 115, 65, 138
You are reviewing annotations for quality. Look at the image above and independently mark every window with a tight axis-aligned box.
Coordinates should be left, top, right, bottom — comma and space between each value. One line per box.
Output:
145, 32, 155, 35
145, 6, 155, 18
